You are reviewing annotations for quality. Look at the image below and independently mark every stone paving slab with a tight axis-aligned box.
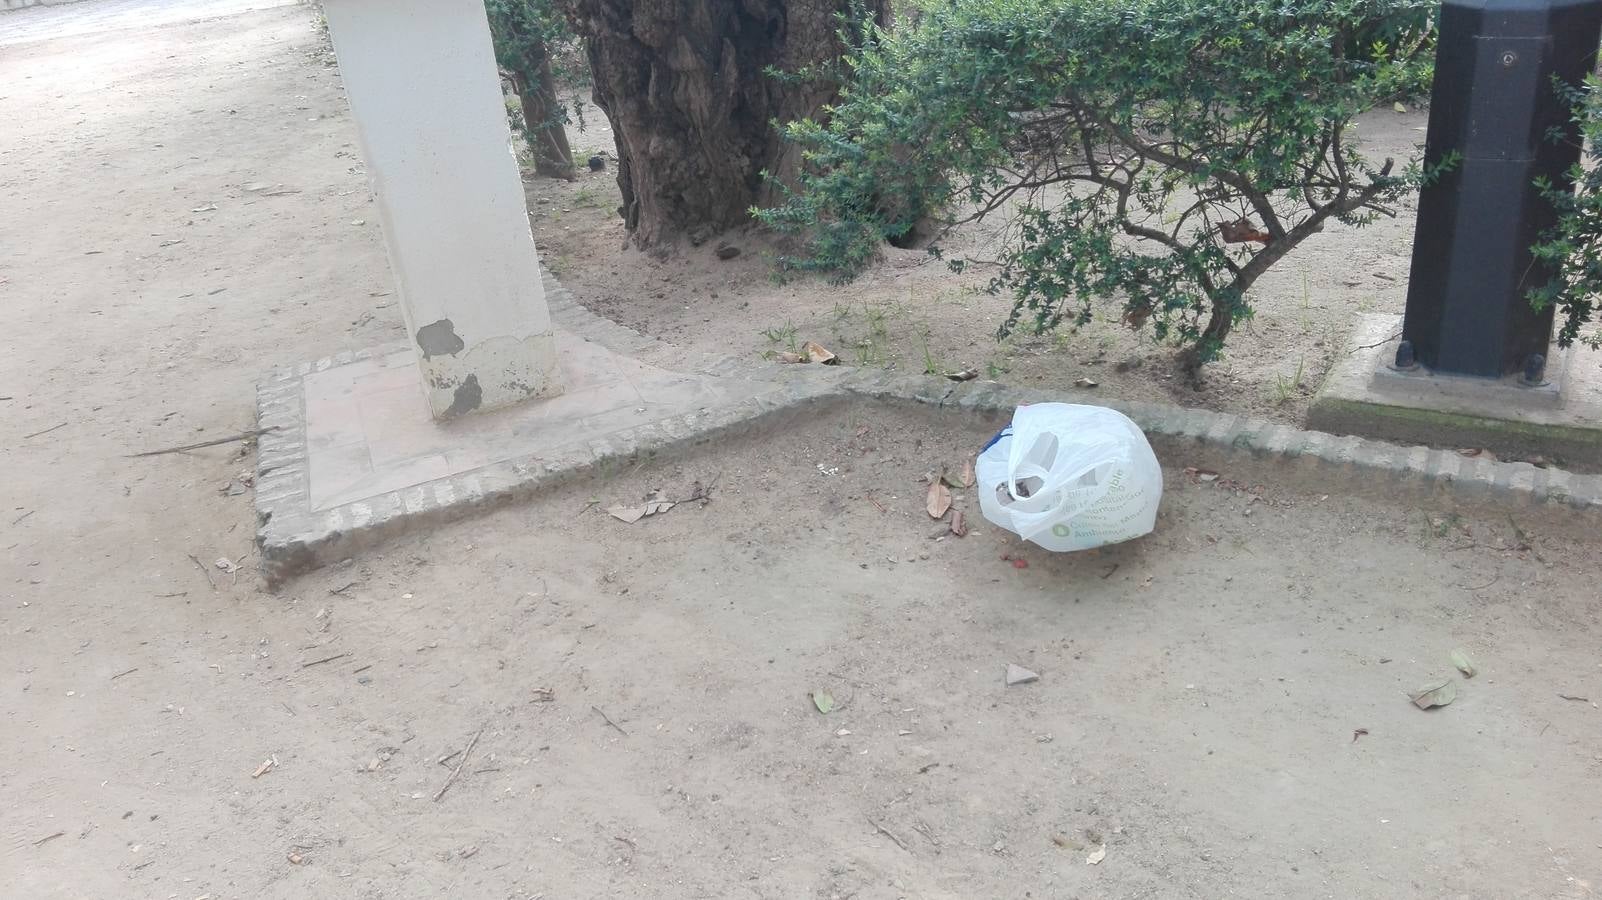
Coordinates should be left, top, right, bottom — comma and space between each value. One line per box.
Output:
255, 273, 1602, 587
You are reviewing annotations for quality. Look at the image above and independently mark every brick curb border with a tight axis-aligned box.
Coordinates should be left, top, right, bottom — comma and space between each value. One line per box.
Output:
256, 273, 1602, 587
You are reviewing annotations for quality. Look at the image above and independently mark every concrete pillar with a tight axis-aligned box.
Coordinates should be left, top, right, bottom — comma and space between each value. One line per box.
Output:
321, 0, 562, 419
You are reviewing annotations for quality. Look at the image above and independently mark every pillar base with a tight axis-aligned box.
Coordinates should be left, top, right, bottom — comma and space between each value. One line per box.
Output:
1309, 314, 1602, 470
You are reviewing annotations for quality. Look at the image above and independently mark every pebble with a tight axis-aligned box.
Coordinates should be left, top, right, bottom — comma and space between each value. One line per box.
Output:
1005, 664, 1039, 686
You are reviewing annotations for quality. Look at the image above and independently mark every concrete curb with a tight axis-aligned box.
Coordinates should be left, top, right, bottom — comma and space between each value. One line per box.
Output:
840, 371, 1602, 511
256, 273, 1602, 587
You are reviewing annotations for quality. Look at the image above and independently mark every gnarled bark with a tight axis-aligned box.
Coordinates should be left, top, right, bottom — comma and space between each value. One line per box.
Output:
567, 0, 888, 249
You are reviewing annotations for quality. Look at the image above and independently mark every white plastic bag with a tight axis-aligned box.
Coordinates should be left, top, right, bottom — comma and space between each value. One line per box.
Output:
975, 403, 1162, 552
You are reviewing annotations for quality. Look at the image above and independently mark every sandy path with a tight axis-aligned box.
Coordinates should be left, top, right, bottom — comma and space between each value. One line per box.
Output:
3, 4, 1600, 900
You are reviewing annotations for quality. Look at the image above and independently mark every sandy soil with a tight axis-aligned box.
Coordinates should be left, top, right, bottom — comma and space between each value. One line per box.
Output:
4, 3, 1602, 899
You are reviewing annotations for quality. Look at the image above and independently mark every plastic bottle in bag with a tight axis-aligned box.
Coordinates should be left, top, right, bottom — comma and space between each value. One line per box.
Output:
975, 403, 1162, 551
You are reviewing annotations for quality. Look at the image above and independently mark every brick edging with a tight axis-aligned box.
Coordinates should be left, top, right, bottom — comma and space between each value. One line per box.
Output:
837, 368, 1602, 511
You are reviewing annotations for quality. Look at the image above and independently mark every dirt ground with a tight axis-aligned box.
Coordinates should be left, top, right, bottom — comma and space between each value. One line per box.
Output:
541, 106, 1425, 433
4, 3, 1602, 899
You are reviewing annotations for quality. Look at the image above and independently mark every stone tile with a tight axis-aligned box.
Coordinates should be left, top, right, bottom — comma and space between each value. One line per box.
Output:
296, 331, 780, 515
307, 441, 374, 510
317, 451, 451, 510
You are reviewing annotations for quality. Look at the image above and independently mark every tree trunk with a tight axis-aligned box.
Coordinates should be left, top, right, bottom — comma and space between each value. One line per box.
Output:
567, 0, 889, 249
509, 34, 575, 180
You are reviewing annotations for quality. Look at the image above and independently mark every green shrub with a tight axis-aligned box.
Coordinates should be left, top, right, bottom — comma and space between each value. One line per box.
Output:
758, 0, 1438, 369
1529, 73, 1602, 350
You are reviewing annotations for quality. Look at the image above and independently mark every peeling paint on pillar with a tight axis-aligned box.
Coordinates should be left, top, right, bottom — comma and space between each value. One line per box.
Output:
416, 319, 466, 359
416, 331, 559, 419
442, 374, 483, 418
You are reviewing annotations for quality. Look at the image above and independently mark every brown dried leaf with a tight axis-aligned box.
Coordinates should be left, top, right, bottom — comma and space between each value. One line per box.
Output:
775, 351, 806, 364
802, 340, 838, 365
949, 510, 967, 537
926, 481, 952, 519
608, 505, 647, 524
960, 459, 975, 488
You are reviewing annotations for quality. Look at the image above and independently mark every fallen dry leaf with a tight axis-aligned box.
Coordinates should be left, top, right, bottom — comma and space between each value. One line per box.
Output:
643, 489, 675, 516
811, 689, 835, 714
1409, 679, 1457, 710
607, 505, 647, 524
608, 490, 675, 523
949, 510, 968, 537
802, 340, 838, 365
960, 459, 975, 488
1450, 648, 1477, 678
926, 481, 952, 518
1073, 377, 1099, 388
775, 351, 806, 364
251, 758, 275, 778
943, 368, 979, 381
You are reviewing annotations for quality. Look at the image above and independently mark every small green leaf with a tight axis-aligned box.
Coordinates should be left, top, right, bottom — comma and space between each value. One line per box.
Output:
811, 689, 835, 715
1409, 679, 1457, 710
1450, 648, 1477, 678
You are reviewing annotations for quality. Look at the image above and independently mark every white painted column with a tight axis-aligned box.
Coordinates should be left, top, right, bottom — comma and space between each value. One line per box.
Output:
322, 0, 562, 419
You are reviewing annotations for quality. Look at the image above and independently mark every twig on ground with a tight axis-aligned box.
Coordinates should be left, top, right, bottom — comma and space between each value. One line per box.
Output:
1558, 693, 1592, 703
1099, 563, 1119, 580
867, 494, 886, 513
188, 554, 217, 589
300, 652, 349, 669
155, 591, 187, 598
11, 509, 34, 525
1353, 331, 1402, 352
591, 705, 629, 737
329, 581, 359, 595
433, 724, 486, 802
867, 817, 910, 852
23, 422, 68, 440
33, 831, 66, 847
129, 426, 279, 458
681, 471, 723, 503
110, 667, 139, 680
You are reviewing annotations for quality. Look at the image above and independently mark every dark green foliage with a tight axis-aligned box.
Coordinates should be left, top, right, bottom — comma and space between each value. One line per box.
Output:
484, 0, 581, 88
1529, 74, 1602, 349
758, 0, 1438, 367
484, 0, 583, 174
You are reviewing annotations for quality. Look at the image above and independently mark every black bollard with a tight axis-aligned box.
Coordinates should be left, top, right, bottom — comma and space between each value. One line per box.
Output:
1400, 0, 1602, 379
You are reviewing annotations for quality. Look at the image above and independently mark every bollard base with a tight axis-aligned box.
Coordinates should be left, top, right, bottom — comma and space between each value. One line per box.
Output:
1309, 315, 1602, 471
